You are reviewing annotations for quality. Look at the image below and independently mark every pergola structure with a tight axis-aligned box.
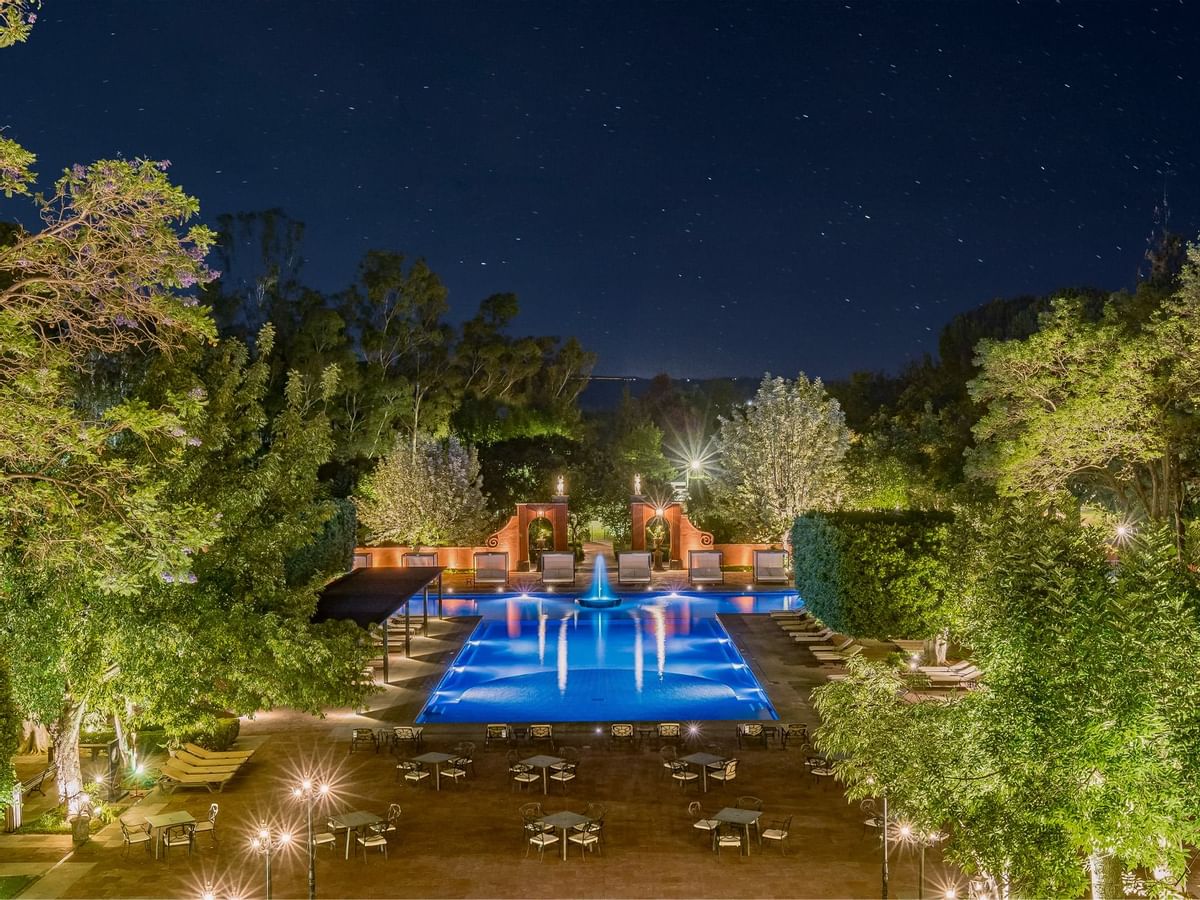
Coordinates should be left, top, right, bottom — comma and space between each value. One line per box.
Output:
314, 565, 444, 683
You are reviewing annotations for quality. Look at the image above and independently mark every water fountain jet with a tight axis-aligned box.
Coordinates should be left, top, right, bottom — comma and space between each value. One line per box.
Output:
577, 555, 621, 609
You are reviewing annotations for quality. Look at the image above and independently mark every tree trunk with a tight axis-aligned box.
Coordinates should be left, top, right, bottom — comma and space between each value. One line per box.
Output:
1087, 850, 1123, 900
53, 693, 87, 807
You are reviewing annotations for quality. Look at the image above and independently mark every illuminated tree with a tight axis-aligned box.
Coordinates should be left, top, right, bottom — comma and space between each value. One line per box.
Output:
710, 373, 850, 541
355, 435, 491, 547
814, 509, 1200, 897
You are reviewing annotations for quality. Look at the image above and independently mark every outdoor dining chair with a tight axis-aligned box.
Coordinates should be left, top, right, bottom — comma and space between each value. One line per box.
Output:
780, 723, 809, 750
688, 801, 719, 848
350, 728, 378, 754
120, 819, 151, 856
390, 726, 424, 753
507, 752, 539, 792
736, 723, 769, 750
397, 760, 430, 787
708, 758, 740, 787
660, 746, 678, 779
656, 722, 682, 746
761, 815, 792, 854
485, 723, 513, 750
162, 822, 196, 861
312, 820, 339, 854
609, 723, 636, 749
669, 760, 699, 791
567, 814, 604, 858
715, 823, 743, 858
528, 723, 555, 751
357, 821, 389, 860
549, 761, 577, 793
523, 815, 559, 860
449, 743, 476, 779
192, 802, 218, 846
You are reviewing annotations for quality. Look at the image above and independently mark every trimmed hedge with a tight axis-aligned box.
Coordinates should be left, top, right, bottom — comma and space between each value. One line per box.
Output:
791, 510, 955, 639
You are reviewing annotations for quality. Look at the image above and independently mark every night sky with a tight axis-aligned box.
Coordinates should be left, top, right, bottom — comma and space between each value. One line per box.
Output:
4, 1, 1199, 378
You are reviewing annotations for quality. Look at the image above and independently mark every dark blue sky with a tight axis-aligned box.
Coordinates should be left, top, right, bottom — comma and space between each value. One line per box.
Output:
4, 1, 1198, 377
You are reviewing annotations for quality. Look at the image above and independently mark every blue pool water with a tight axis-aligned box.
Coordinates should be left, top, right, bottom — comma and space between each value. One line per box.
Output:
414, 591, 800, 723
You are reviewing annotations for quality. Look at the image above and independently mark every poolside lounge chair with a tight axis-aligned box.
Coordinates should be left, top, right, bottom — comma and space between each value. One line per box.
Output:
617, 551, 652, 586
808, 636, 856, 653
791, 628, 836, 643
540, 551, 576, 586
473, 552, 508, 588
159, 762, 233, 793
403, 552, 438, 567
609, 723, 636, 750
528, 723, 555, 752
183, 742, 254, 762
656, 722, 683, 746
174, 749, 242, 773
688, 550, 724, 585
753, 549, 790, 584
813, 644, 864, 665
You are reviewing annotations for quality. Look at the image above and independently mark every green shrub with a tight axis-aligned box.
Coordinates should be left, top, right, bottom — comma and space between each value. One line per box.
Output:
791, 510, 955, 639
172, 716, 240, 752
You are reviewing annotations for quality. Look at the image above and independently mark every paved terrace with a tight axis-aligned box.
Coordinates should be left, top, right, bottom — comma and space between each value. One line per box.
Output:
2, 604, 963, 899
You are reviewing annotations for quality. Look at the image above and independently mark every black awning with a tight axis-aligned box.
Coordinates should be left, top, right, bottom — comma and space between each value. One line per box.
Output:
314, 566, 443, 629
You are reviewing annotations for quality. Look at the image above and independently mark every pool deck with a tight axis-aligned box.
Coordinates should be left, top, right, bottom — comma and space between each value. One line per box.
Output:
2, 606, 960, 899
0, 564, 969, 900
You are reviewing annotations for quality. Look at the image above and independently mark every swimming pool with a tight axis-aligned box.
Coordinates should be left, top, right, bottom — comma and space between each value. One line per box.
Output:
414, 591, 800, 724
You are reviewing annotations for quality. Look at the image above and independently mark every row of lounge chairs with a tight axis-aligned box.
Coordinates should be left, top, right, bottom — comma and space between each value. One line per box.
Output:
158, 742, 255, 793
770, 610, 983, 690
402, 549, 792, 588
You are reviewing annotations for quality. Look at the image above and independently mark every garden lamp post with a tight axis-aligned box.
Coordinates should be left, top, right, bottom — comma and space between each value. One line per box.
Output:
249, 824, 291, 900
881, 794, 889, 899
292, 777, 330, 900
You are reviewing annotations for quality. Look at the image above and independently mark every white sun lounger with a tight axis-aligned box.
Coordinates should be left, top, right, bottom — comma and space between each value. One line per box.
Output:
541, 551, 576, 586
688, 550, 724, 585
473, 552, 508, 587
617, 551, 652, 586
753, 549, 790, 584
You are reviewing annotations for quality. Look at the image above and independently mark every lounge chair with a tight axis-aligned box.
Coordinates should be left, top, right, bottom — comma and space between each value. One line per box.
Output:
484, 723, 513, 750
813, 644, 864, 664
184, 742, 254, 762
753, 549, 790, 584
688, 550, 724, 586
791, 628, 836, 643
174, 749, 242, 773
159, 763, 233, 793
540, 551, 576, 586
473, 552, 508, 588
808, 636, 856, 653
617, 551, 652, 586
403, 552, 438, 567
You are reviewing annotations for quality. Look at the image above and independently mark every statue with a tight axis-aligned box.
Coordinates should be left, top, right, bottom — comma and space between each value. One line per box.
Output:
556, 475, 565, 496
633, 474, 641, 495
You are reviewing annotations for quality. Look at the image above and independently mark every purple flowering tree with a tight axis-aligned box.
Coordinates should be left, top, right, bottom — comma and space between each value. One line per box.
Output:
0, 135, 222, 801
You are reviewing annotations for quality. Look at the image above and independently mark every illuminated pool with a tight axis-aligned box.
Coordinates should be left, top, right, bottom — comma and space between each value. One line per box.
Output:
414, 592, 799, 723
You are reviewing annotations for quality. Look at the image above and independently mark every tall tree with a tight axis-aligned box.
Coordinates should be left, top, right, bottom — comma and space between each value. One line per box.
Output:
967, 295, 1185, 539
814, 509, 1200, 897
710, 373, 850, 541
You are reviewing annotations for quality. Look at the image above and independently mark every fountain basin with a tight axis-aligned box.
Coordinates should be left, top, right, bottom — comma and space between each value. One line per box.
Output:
577, 594, 621, 609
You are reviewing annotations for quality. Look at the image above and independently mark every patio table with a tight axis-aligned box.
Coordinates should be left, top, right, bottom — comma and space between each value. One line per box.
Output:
679, 752, 726, 793
520, 755, 564, 795
145, 809, 195, 859
713, 807, 762, 856
410, 751, 456, 790
330, 810, 383, 859
539, 810, 593, 861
